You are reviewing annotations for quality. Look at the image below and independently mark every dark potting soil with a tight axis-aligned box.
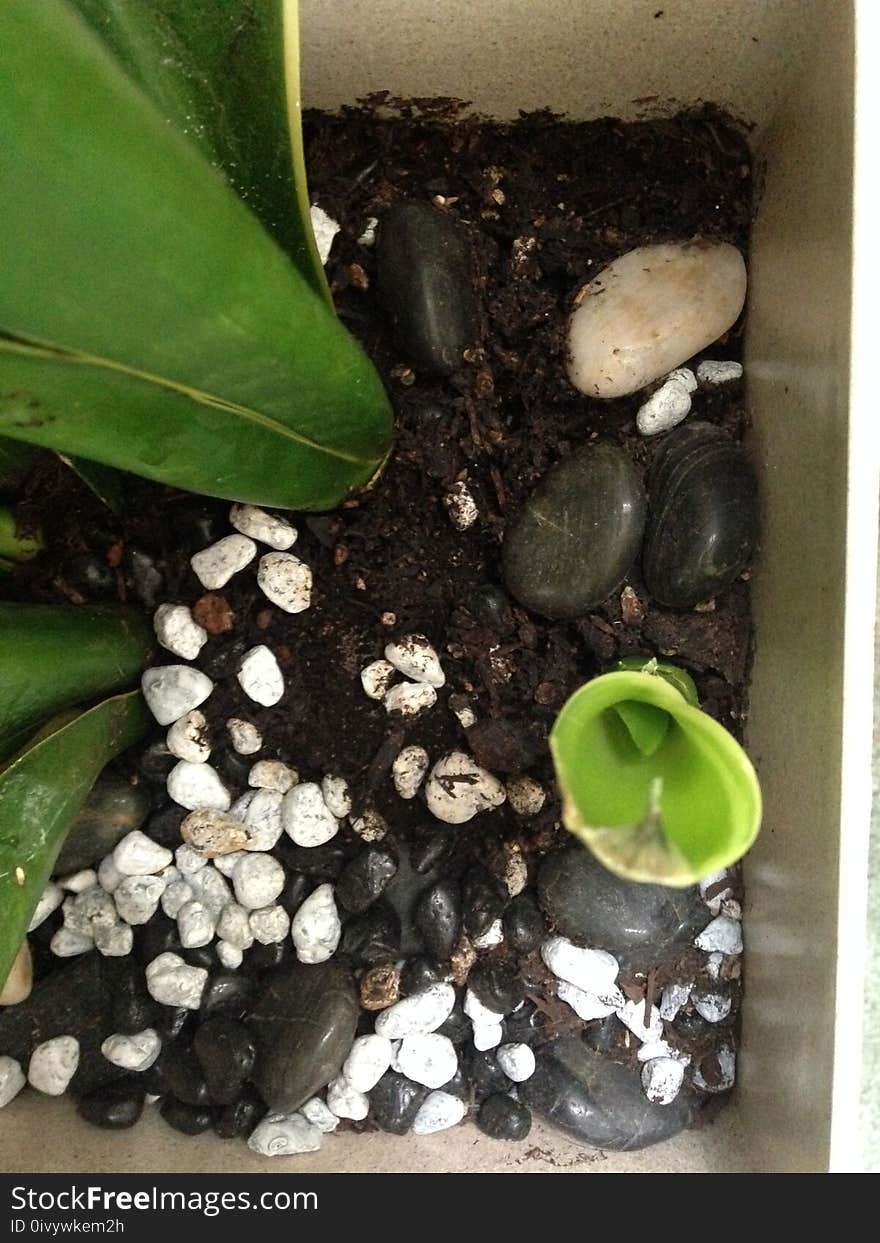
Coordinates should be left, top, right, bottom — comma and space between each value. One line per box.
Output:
3, 103, 752, 1147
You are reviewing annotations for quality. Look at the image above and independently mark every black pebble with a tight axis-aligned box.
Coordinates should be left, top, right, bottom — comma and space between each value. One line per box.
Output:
469, 585, 516, 636
214, 1087, 267, 1140
134, 741, 177, 789
400, 957, 446, 997
436, 1001, 471, 1045
468, 1049, 510, 1102
278, 872, 311, 916
369, 1071, 429, 1135
200, 971, 255, 1019
502, 1001, 544, 1048
67, 554, 115, 597
111, 965, 159, 1035
173, 505, 224, 551
409, 828, 455, 876
466, 718, 540, 774
159, 1046, 211, 1106
160, 1097, 214, 1136
440, 1066, 471, 1103
503, 894, 547, 955
141, 804, 186, 847
248, 940, 291, 973
336, 846, 398, 914
415, 879, 461, 959
340, 903, 401, 966
462, 866, 506, 940
277, 839, 347, 881
77, 1079, 145, 1130
135, 913, 183, 965
468, 961, 525, 1015
152, 1006, 193, 1043
194, 1016, 256, 1105
478, 1094, 532, 1141
199, 636, 248, 681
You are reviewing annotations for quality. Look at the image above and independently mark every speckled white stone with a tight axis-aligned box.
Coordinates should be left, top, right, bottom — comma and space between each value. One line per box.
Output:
101, 1028, 161, 1072
227, 718, 263, 755
142, 665, 214, 727
257, 551, 312, 613
114, 875, 166, 926
556, 980, 619, 1022
173, 843, 207, 875
342, 1034, 394, 1093
237, 645, 284, 707
384, 681, 437, 716
213, 851, 246, 878
113, 831, 173, 877
161, 878, 194, 919
691, 989, 732, 1023
249, 760, 297, 793
301, 1097, 340, 1133
28, 1037, 79, 1095
696, 359, 743, 385
50, 927, 94, 957
497, 1042, 536, 1083
291, 884, 341, 964
217, 902, 255, 950
190, 534, 256, 590
153, 603, 208, 661
641, 1056, 685, 1104
167, 761, 230, 812
217, 941, 243, 970
320, 774, 352, 819
392, 746, 430, 799
636, 374, 693, 436
360, 659, 397, 700
394, 1034, 457, 1089
472, 919, 504, 950
472, 1022, 504, 1051
0, 1057, 26, 1108
58, 869, 98, 894
27, 883, 64, 932
464, 989, 505, 1029
62, 886, 116, 934
615, 998, 664, 1044
145, 952, 207, 1009
187, 865, 232, 917
384, 634, 445, 688
412, 1090, 466, 1135
232, 853, 285, 910
167, 709, 211, 764
93, 921, 134, 957
97, 854, 123, 893
502, 849, 529, 897
230, 504, 297, 550
695, 915, 743, 955
281, 783, 339, 848
443, 480, 479, 531
659, 981, 694, 1022
374, 983, 456, 1039
248, 1112, 322, 1157
505, 776, 545, 816
239, 789, 284, 852
425, 752, 506, 824
177, 900, 216, 948
326, 1075, 369, 1121
249, 904, 290, 945
541, 937, 623, 1006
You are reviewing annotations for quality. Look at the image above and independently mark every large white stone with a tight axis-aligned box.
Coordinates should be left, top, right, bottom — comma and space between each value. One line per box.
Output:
282, 783, 339, 848
257, 551, 312, 613
375, 983, 456, 1039
566, 241, 747, 398
360, 659, 396, 700
695, 914, 743, 955
28, 1036, 79, 1095
641, 1056, 685, 1105
425, 752, 506, 825
114, 875, 166, 926
384, 681, 437, 716
141, 665, 213, 726
153, 604, 207, 661
190, 534, 256, 590
249, 760, 297, 793
27, 883, 64, 932
290, 883, 341, 964
217, 902, 255, 950
320, 775, 352, 819
412, 1090, 466, 1135
615, 998, 664, 1044
113, 831, 173, 877
342, 1034, 394, 1093
239, 789, 284, 852
496, 1042, 536, 1083
232, 853, 285, 910
384, 634, 445, 688
326, 1075, 369, 1121
167, 761, 230, 812
177, 900, 216, 948
93, 921, 134, 958
249, 904, 290, 945
145, 952, 207, 1009
636, 375, 693, 436
237, 645, 284, 706
101, 1028, 161, 1073
556, 980, 619, 1022
394, 1034, 457, 1089
230, 504, 297, 550
541, 937, 623, 1007
301, 1097, 340, 1133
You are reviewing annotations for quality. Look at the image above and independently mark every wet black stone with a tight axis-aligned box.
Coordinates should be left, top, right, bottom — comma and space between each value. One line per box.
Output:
181, 944, 218, 972
478, 1094, 532, 1141
248, 940, 291, 973
200, 636, 248, 681
503, 894, 547, 955
77, 1079, 145, 1130
409, 828, 455, 876
54, 772, 151, 875
502, 442, 647, 619
583, 1015, 623, 1054
440, 1066, 470, 1102
415, 879, 461, 960
159, 1046, 211, 1106
466, 718, 540, 775
278, 872, 311, 917
462, 866, 507, 940
111, 964, 159, 1035
436, 1001, 470, 1045
135, 914, 183, 966
400, 957, 446, 997
152, 1006, 193, 1044
520, 1039, 697, 1151
336, 846, 398, 914
538, 844, 705, 971
194, 1016, 256, 1105
160, 1097, 214, 1136
141, 803, 186, 847
134, 740, 177, 789
643, 422, 759, 609
249, 960, 359, 1113
383, 841, 443, 956
214, 745, 252, 790
469, 585, 516, 636
369, 1071, 429, 1135
502, 1002, 544, 1048
377, 201, 479, 376
468, 961, 524, 1015
127, 547, 164, 610
341, 903, 401, 966
200, 971, 255, 1019
468, 1049, 510, 1102
276, 839, 347, 882
214, 1087, 267, 1140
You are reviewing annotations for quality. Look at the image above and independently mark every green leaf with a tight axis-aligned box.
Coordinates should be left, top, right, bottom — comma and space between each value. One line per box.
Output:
0, 0, 393, 511
551, 669, 762, 886
613, 700, 670, 758
0, 603, 153, 763
0, 691, 149, 991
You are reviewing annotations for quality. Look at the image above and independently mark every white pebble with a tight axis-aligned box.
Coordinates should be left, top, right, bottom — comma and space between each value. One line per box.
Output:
50, 927, 94, 957
177, 900, 216, 948
696, 359, 743, 385
326, 1075, 369, 1121
556, 980, 619, 1021
464, 989, 505, 1028
615, 998, 664, 1044
706, 951, 724, 980
290, 883, 341, 964
636, 375, 693, 436
28, 1036, 79, 1095
642, 1056, 685, 1105
667, 366, 698, 393
213, 851, 246, 878
249, 904, 290, 945
249, 760, 297, 793
497, 1043, 536, 1083
425, 752, 506, 825
636, 1039, 684, 1065
27, 883, 64, 932
188, 865, 232, 916
444, 481, 479, 530
114, 875, 166, 926
310, 204, 340, 265
145, 952, 207, 1009
505, 776, 545, 816
161, 878, 195, 918
502, 849, 528, 897
167, 761, 230, 812
375, 983, 456, 1039
101, 1029, 161, 1073
153, 603, 208, 661
113, 831, 173, 877
282, 782, 339, 848
395, 1034, 457, 1089
217, 902, 255, 949
320, 774, 352, 819
357, 216, 378, 247
232, 853, 285, 910
693, 1046, 736, 1093
384, 634, 445, 688
190, 534, 256, 590
472, 919, 504, 950
384, 681, 437, 716
691, 989, 732, 1023
695, 915, 743, 956
62, 886, 116, 934
0, 1057, 26, 1109
93, 921, 134, 957
237, 645, 284, 707
248, 1112, 322, 1157
237, 790, 283, 852
217, 941, 243, 969
301, 1097, 340, 1133
472, 1022, 504, 1051
141, 665, 214, 727
541, 937, 622, 1006
257, 551, 312, 613
392, 746, 430, 799
659, 981, 693, 1022
227, 718, 263, 755
342, 1034, 394, 1093
175, 842, 209, 874
97, 854, 123, 893
361, 659, 396, 700
230, 504, 297, 550
58, 869, 98, 893
412, 1090, 466, 1135
452, 703, 477, 728
167, 709, 211, 764
350, 807, 388, 842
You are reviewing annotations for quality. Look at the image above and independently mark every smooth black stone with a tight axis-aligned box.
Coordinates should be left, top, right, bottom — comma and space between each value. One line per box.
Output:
469, 585, 516, 636
200, 971, 255, 1019
377, 201, 479, 376
135, 914, 183, 966
502, 442, 647, 620
111, 965, 159, 1035
134, 740, 177, 788
400, 957, 446, 997
583, 1015, 623, 1054
214, 745, 253, 790
54, 773, 151, 875
66, 554, 115, 598
520, 1040, 697, 1151
440, 1066, 470, 1102
214, 1087, 267, 1140
141, 803, 186, 847
503, 894, 547, 955
436, 1001, 470, 1045
200, 636, 248, 681
159, 1046, 211, 1106
182, 944, 218, 972
152, 1006, 193, 1043
160, 1097, 214, 1136
462, 866, 507, 940
336, 846, 398, 915
77, 1079, 145, 1130
465, 718, 540, 775
278, 872, 311, 917
383, 841, 442, 956
478, 1094, 532, 1141
127, 547, 164, 610
538, 844, 705, 971
341, 903, 401, 966
369, 1071, 429, 1135
502, 1002, 545, 1048
468, 962, 524, 1015
194, 1017, 256, 1105
248, 960, 359, 1113
276, 840, 347, 882
643, 422, 758, 609
409, 828, 456, 876
468, 1049, 510, 1103
415, 879, 461, 960
248, 940, 291, 973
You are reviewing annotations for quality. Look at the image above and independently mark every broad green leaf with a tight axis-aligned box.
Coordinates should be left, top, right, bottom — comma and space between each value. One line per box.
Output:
613, 700, 670, 758
0, 603, 153, 762
0, 0, 393, 511
551, 670, 761, 886
0, 691, 149, 990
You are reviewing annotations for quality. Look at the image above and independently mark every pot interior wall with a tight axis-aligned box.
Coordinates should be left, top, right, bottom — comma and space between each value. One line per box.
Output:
0, 0, 856, 1174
